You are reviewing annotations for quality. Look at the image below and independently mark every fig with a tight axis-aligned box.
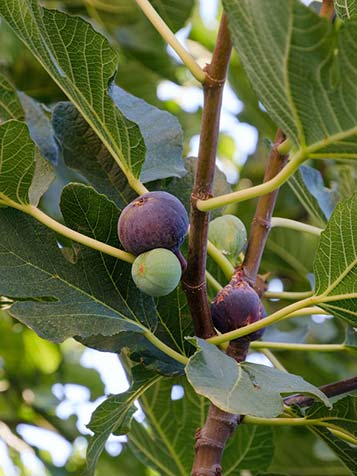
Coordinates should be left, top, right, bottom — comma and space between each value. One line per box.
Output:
211, 275, 265, 342
131, 248, 182, 297
118, 191, 189, 256
208, 215, 247, 263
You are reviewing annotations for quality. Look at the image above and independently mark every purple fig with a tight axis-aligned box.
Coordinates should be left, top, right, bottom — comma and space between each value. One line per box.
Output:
118, 191, 189, 256
211, 276, 266, 342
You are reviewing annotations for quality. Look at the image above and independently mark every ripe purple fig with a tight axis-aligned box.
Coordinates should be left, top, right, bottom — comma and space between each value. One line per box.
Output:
118, 191, 189, 256
211, 275, 266, 342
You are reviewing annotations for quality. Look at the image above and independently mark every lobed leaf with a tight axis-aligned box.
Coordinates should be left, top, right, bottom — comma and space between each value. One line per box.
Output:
0, 0, 146, 184
223, 0, 357, 160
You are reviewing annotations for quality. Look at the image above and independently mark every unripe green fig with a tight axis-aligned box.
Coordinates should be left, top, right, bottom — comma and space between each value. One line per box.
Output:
208, 215, 247, 263
131, 248, 182, 297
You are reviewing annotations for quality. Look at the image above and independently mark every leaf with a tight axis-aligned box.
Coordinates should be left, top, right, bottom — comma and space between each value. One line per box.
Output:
86, 365, 160, 476
313, 193, 357, 325
0, 0, 146, 183
0, 186, 157, 343
110, 85, 185, 183
186, 339, 330, 418
0, 69, 24, 122
306, 396, 357, 440
150, 0, 194, 32
52, 102, 136, 211
18, 91, 59, 165
223, 425, 274, 474
0, 120, 35, 204
129, 377, 273, 476
28, 149, 55, 207
334, 0, 357, 20
223, 0, 357, 160
288, 165, 338, 227
311, 426, 357, 475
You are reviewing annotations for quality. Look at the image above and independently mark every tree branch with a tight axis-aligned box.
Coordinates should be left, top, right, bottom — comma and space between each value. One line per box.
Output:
182, 14, 232, 340
284, 377, 357, 408
320, 0, 335, 20
243, 129, 288, 286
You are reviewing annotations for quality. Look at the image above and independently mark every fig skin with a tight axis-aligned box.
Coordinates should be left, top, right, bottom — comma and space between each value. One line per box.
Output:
118, 191, 189, 256
208, 215, 247, 263
131, 248, 182, 297
211, 277, 266, 342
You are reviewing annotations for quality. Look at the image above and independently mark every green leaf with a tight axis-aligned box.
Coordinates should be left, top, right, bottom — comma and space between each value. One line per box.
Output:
186, 339, 330, 418
223, 425, 274, 474
0, 190, 156, 342
288, 165, 338, 227
0, 120, 35, 204
0, 0, 146, 184
86, 365, 160, 476
52, 102, 136, 211
0, 69, 24, 122
129, 377, 273, 476
313, 193, 357, 325
223, 0, 357, 159
306, 396, 357, 440
110, 85, 185, 183
18, 91, 59, 165
310, 426, 357, 475
150, 0, 194, 32
334, 0, 357, 20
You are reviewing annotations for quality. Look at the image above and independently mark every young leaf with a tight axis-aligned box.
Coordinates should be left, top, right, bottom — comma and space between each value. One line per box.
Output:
288, 165, 338, 226
0, 70, 24, 122
186, 339, 330, 418
334, 0, 357, 20
86, 365, 160, 476
0, 120, 35, 204
0, 0, 146, 189
313, 193, 357, 325
223, 0, 357, 160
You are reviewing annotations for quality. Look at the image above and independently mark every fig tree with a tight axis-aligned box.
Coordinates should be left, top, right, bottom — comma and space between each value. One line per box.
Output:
208, 215, 247, 263
131, 248, 182, 297
211, 273, 265, 342
118, 191, 189, 256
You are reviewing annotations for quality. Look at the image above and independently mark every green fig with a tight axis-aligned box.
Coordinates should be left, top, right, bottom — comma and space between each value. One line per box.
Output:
131, 248, 182, 297
208, 215, 247, 263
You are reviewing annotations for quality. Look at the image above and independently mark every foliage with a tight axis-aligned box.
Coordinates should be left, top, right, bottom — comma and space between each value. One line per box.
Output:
0, 1, 356, 476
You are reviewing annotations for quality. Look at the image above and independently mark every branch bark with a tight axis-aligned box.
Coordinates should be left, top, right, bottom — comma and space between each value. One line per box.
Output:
182, 14, 232, 340
243, 129, 288, 287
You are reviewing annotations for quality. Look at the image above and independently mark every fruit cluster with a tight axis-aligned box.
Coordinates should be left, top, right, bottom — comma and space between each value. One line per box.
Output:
117, 191, 188, 297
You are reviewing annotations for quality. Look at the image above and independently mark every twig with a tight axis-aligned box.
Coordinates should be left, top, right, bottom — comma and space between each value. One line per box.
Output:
182, 14, 232, 340
320, 0, 335, 20
243, 129, 289, 285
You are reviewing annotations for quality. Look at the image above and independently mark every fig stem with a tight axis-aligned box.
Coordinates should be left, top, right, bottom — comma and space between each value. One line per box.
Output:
206, 239, 234, 280
251, 342, 348, 352
205, 271, 223, 293
264, 290, 314, 300
2, 198, 136, 264
207, 296, 316, 345
135, 0, 206, 83
271, 217, 322, 236
196, 149, 305, 211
